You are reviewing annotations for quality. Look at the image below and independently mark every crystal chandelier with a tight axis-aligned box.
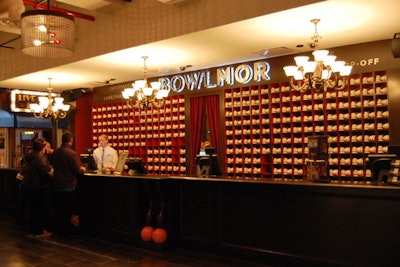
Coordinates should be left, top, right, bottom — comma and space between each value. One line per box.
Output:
20, 1, 75, 57
29, 78, 70, 120
283, 19, 352, 92
122, 56, 170, 109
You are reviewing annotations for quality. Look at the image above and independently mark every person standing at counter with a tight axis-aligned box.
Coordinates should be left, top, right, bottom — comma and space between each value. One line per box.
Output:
93, 134, 118, 173
51, 131, 85, 239
43, 140, 55, 232
21, 137, 53, 237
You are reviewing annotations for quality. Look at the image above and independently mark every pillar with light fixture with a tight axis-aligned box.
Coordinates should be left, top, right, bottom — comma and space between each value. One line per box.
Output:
29, 78, 70, 120
283, 19, 352, 92
122, 56, 170, 109
20, 4, 75, 57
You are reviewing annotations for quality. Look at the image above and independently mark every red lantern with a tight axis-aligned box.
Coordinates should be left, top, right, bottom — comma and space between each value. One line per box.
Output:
140, 226, 154, 242
152, 228, 167, 244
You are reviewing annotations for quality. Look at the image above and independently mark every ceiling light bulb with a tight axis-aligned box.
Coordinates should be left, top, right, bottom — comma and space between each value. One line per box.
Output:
135, 80, 146, 88
340, 65, 353, 76
313, 50, 329, 62
294, 56, 309, 67
142, 87, 153, 96
54, 97, 64, 105
62, 105, 70, 111
155, 91, 163, 99
331, 61, 345, 72
303, 61, 317, 73
283, 66, 298, 77
30, 103, 41, 112
38, 25, 47, 32
150, 81, 161, 90
38, 96, 49, 108
33, 39, 42, 46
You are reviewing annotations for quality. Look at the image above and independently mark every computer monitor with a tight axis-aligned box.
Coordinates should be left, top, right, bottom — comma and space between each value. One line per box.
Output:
205, 146, 216, 155
80, 153, 97, 171
367, 154, 397, 184
125, 158, 147, 174
196, 147, 221, 177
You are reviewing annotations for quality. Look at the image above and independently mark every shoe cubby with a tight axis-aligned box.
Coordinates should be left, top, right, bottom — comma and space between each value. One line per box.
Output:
224, 70, 389, 183
91, 70, 389, 183
224, 85, 271, 180
91, 95, 186, 176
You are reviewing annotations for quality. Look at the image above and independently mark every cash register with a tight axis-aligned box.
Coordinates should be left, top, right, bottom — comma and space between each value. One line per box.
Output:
125, 158, 147, 175
80, 148, 97, 172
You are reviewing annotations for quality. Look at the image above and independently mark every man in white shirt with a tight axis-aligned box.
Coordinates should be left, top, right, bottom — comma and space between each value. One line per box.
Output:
93, 134, 118, 172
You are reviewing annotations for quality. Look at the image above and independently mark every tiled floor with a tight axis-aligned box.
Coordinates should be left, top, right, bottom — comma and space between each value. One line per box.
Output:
0, 213, 270, 267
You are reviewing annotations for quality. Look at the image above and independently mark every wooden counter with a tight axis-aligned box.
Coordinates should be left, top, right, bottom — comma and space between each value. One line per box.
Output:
2, 168, 400, 266
0, 168, 21, 214
79, 173, 400, 266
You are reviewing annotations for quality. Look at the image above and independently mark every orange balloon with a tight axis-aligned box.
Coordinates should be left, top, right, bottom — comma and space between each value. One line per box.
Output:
140, 226, 154, 242
152, 228, 167, 244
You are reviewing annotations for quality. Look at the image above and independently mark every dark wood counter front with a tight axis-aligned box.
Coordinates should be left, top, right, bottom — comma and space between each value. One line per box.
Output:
177, 179, 400, 266
0, 168, 20, 214
2, 168, 400, 266
78, 173, 400, 266
78, 173, 179, 247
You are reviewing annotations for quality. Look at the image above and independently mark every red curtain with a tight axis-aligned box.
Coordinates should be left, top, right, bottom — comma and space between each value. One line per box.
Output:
189, 97, 205, 175
206, 95, 221, 157
189, 95, 221, 176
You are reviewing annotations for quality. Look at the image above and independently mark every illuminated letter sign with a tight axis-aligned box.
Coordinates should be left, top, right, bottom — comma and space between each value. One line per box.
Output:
235, 64, 253, 84
254, 61, 271, 81
171, 75, 185, 93
184, 72, 202, 91
10, 90, 56, 113
159, 61, 271, 93
217, 67, 234, 86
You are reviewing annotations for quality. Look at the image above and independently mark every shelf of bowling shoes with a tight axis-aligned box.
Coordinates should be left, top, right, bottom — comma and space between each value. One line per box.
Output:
221, 71, 390, 181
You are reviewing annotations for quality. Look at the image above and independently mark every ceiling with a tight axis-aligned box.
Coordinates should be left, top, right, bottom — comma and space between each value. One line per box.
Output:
0, 0, 399, 93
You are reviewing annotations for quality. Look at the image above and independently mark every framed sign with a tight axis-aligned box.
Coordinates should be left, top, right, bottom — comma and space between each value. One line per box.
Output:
114, 152, 128, 174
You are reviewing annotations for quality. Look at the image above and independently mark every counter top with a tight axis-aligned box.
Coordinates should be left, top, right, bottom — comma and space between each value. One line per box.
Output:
0, 167, 20, 171
2, 166, 399, 194
82, 172, 400, 194
84, 171, 170, 180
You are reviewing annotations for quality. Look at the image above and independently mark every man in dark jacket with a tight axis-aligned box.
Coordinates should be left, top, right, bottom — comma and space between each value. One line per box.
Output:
51, 131, 85, 238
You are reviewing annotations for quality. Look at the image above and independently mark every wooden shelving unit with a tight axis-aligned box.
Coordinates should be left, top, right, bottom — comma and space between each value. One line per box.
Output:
91, 70, 389, 183
91, 95, 186, 176
224, 70, 390, 183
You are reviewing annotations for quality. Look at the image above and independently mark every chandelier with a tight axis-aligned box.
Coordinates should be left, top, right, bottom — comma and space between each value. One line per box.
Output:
122, 56, 170, 109
29, 78, 70, 120
283, 19, 352, 92
20, 1, 75, 57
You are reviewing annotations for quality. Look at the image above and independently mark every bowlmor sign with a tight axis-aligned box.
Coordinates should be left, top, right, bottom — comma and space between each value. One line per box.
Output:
159, 61, 271, 93
93, 60, 271, 104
